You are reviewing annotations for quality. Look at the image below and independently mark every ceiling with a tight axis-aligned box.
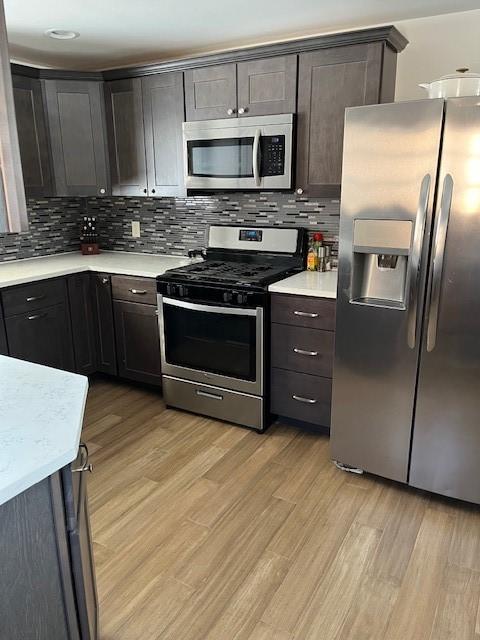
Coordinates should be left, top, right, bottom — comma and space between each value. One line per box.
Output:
4, 0, 480, 70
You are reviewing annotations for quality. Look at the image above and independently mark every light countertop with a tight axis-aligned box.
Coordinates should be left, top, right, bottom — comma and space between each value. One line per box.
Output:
268, 270, 338, 299
0, 251, 193, 288
0, 356, 88, 506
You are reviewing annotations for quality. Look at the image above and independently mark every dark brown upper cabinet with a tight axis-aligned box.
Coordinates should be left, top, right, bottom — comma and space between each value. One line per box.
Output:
104, 78, 148, 197
142, 72, 186, 197
296, 42, 396, 197
44, 79, 110, 197
185, 63, 237, 121
11, 75, 53, 198
185, 56, 297, 121
236, 55, 297, 117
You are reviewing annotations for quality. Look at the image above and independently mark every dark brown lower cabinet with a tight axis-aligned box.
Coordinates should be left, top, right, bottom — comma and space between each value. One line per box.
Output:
113, 300, 161, 385
0, 306, 7, 355
0, 456, 98, 639
6, 303, 75, 371
91, 273, 117, 375
270, 293, 335, 427
68, 273, 97, 375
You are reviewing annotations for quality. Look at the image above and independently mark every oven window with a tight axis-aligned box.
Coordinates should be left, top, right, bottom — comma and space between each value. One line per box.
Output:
163, 303, 257, 380
187, 138, 254, 178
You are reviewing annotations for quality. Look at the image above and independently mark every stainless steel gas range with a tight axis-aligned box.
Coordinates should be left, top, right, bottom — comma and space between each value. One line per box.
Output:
157, 225, 307, 431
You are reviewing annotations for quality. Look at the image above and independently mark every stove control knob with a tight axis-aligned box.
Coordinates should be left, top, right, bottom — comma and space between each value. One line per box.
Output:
236, 293, 245, 305
223, 291, 233, 303
178, 285, 185, 297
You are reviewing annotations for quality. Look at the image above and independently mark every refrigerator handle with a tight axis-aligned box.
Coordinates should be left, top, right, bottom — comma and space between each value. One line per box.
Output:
407, 173, 431, 349
426, 173, 454, 352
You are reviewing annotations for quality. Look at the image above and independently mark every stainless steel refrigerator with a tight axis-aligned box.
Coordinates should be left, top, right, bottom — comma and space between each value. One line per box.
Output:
331, 97, 480, 504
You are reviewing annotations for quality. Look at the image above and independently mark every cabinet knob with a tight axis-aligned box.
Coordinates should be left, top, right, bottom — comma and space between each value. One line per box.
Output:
226, 108, 236, 116
296, 188, 304, 195
143, 188, 147, 194
99, 188, 106, 195
101, 277, 109, 284
238, 107, 248, 115
151, 189, 156, 195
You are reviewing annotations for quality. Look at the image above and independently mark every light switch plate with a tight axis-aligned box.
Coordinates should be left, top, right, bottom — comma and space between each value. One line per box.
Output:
131, 221, 141, 238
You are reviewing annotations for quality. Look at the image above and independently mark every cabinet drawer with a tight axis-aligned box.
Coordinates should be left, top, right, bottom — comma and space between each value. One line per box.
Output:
271, 323, 333, 377
271, 368, 332, 427
2, 279, 66, 317
111, 275, 157, 305
271, 294, 336, 330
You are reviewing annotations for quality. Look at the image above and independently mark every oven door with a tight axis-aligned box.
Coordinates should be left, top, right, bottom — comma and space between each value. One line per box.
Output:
158, 296, 264, 395
183, 118, 293, 190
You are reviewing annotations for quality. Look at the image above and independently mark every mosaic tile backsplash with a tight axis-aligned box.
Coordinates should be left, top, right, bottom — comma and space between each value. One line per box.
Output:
0, 198, 85, 262
87, 192, 340, 257
0, 192, 340, 263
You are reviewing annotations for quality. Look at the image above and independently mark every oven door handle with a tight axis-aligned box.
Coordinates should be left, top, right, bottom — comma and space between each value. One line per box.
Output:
253, 129, 261, 187
162, 296, 259, 317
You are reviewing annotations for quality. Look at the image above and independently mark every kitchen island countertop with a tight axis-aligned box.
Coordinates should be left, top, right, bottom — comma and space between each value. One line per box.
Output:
268, 270, 337, 298
0, 355, 88, 506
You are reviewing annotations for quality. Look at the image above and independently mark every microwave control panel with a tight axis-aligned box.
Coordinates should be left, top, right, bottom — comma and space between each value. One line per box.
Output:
260, 135, 286, 176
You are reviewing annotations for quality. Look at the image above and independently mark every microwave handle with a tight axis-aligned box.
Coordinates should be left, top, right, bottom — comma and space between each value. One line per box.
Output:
253, 129, 261, 187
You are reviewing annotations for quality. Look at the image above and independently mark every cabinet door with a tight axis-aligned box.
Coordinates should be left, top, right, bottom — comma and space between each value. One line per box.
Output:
0, 305, 8, 355
91, 274, 117, 375
296, 43, 385, 197
114, 300, 161, 385
5, 303, 75, 371
184, 63, 237, 121
68, 273, 97, 375
142, 72, 186, 197
104, 78, 148, 196
237, 55, 297, 117
44, 79, 109, 197
12, 75, 53, 198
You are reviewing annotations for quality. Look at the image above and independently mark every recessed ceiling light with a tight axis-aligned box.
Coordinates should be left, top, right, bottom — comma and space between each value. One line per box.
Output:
44, 29, 80, 40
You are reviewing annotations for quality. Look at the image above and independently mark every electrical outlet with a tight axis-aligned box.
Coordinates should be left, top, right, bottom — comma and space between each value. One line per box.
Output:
131, 221, 141, 238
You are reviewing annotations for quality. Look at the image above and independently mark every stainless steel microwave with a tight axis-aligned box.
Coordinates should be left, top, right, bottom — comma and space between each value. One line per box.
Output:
183, 113, 294, 190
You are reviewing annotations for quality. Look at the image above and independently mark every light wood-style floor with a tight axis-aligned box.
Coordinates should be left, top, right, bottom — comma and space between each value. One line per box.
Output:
84, 377, 480, 640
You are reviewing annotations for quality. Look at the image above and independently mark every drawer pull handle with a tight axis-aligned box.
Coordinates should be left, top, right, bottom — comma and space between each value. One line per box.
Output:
293, 311, 319, 318
293, 348, 318, 357
130, 289, 147, 295
196, 390, 224, 401
292, 394, 317, 404
26, 295, 45, 302
27, 313, 46, 321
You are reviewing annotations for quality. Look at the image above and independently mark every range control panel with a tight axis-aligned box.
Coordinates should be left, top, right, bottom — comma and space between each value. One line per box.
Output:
260, 135, 286, 176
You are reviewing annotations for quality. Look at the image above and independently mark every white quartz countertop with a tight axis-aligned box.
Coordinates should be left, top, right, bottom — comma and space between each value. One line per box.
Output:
0, 356, 88, 506
0, 251, 193, 288
268, 270, 338, 299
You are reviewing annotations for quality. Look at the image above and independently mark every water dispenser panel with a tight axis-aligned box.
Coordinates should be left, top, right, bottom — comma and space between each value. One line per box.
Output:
353, 219, 412, 254
350, 219, 413, 308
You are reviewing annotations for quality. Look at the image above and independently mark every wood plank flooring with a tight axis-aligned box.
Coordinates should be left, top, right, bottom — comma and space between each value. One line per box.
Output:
84, 377, 480, 640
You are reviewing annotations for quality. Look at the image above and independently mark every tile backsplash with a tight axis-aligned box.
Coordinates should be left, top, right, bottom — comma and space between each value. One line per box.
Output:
0, 198, 85, 262
87, 192, 340, 257
0, 192, 340, 263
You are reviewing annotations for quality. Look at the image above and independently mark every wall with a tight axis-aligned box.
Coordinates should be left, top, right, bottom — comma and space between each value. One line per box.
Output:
0, 193, 340, 262
0, 198, 84, 262
87, 192, 340, 256
394, 9, 480, 101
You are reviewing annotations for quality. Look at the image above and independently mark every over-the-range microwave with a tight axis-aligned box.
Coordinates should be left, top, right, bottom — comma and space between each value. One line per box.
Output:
183, 113, 294, 190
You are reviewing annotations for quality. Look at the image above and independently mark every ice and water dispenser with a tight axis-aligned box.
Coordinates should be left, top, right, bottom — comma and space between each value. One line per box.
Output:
350, 219, 413, 308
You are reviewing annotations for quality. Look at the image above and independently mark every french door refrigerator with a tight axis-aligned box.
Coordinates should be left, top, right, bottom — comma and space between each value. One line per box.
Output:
331, 97, 480, 504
